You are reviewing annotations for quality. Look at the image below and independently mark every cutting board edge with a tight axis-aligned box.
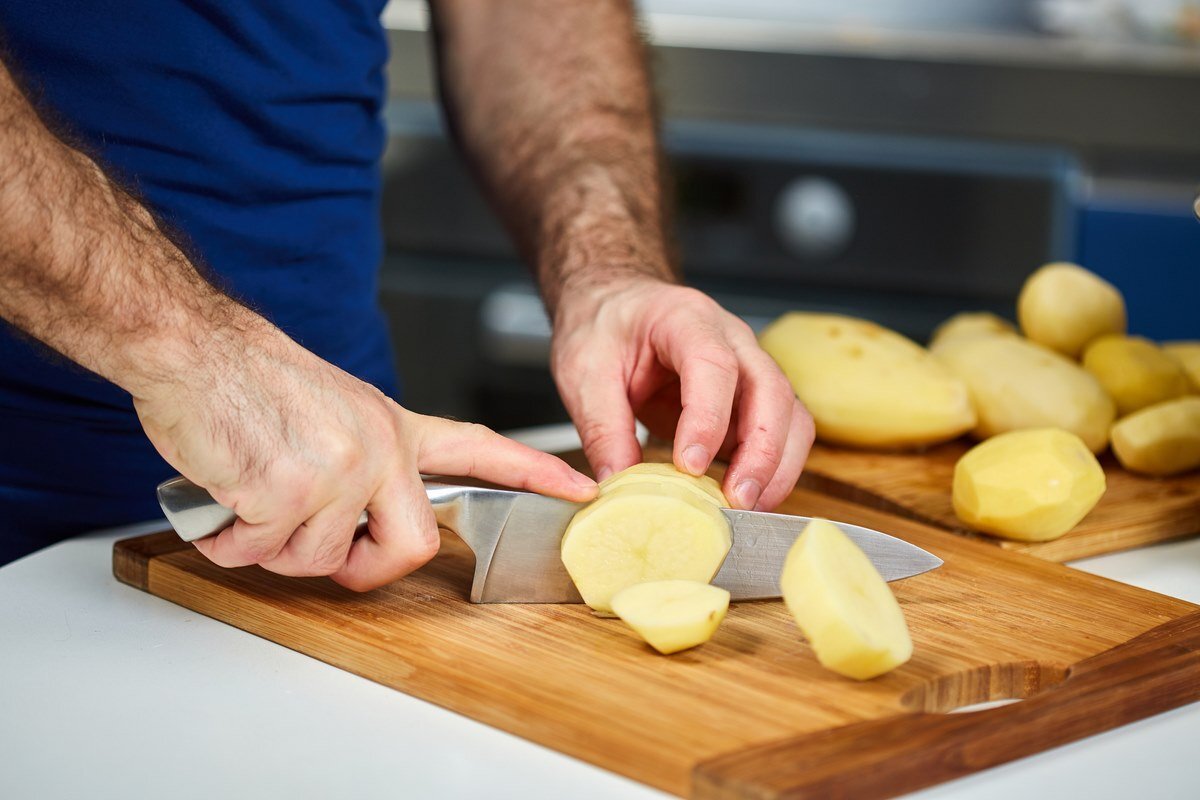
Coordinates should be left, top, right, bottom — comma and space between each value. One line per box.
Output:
113, 530, 191, 591
691, 610, 1200, 800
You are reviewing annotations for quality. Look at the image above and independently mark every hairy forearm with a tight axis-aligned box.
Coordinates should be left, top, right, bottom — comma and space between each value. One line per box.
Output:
429, 0, 673, 316
0, 61, 262, 399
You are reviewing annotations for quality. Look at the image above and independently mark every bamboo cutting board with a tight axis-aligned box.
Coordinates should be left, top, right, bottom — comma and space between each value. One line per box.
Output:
114, 487, 1200, 799
792, 441, 1200, 562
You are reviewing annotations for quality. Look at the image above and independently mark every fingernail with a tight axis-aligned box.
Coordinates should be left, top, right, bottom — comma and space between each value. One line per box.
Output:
571, 470, 598, 489
682, 444, 709, 476
735, 479, 762, 510
596, 466, 614, 482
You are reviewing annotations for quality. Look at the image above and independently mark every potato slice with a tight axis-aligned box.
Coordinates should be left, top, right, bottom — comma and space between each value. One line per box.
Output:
1017, 262, 1126, 357
1082, 335, 1190, 416
611, 580, 730, 654
1162, 341, 1200, 393
932, 334, 1116, 453
929, 311, 1016, 348
760, 312, 976, 448
561, 482, 732, 614
598, 462, 727, 506
1111, 397, 1200, 477
781, 518, 912, 680
952, 428, 1106, 542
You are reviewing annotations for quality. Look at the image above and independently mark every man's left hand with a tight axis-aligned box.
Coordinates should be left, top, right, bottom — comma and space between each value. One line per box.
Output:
551, 275, 814, 511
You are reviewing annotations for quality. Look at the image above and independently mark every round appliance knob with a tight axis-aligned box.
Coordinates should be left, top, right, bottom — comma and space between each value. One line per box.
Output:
774, 177, 855, 260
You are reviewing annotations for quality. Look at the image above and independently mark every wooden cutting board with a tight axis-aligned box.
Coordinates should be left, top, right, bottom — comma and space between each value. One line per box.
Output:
114, 486, 1200, 799
794, 441, 1200, 562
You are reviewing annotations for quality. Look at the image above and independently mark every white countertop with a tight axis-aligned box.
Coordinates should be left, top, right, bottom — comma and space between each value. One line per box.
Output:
3, 424, 1199, 800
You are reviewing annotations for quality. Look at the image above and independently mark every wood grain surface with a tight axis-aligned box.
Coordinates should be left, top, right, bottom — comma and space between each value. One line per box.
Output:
114, 486, 1200, 799
643, 442, 1200, 562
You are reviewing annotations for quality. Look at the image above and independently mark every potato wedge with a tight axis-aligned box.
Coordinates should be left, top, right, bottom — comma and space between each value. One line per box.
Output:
952, 428, 1105, 542
932, 334, 1116, 453
1111, 397, 1200, 477
1082, 335, 1190, 416
929, 311, 1016, 349
561, 480, 731, 614
1017, 262, 1126, 357
781, 518, 912, 680
611, 580, 730, 655
760, 313, 975, 448
1162, 341, 1200, 393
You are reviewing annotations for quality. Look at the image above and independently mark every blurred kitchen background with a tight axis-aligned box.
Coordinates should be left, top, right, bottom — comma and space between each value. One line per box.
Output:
377, 0, 1200, 430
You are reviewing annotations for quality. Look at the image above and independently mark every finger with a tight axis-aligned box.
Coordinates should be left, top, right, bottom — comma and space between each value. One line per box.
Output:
333, 471, 440, 592
658, 326, 738, 477
756, 402, 816, 511
193, 511, 306, 569
257, 500, 362, 577
558, 365, 642, 482
417, 415, 598, 501
722, 351, 798, 510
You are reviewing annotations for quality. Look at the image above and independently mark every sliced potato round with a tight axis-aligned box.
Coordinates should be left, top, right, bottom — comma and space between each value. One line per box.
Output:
932, 334, 1116, 453
1017, 262, 1126, 357
952, 428, 1106, 542
611, 580, 730, 655
1082, 335, 1190, 416
929, 311, 1016, 349
1111, 396, 1200, 477
781, 518, 912, 680
561, 482, 731, 614
598, 462, 728, 506
760, 312, 975, 448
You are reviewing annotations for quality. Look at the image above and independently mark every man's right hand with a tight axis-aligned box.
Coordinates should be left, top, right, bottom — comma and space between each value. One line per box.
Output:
134, 317, 598, 591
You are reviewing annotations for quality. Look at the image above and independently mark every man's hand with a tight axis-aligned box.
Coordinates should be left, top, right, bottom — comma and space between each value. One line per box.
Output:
135, 315, 597, 591
431, 0, 812, 510
552, 275, 813, 511
0, 57, 596, 590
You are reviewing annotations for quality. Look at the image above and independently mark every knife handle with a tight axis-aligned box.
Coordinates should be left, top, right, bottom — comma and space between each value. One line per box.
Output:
156, 475, 467, 543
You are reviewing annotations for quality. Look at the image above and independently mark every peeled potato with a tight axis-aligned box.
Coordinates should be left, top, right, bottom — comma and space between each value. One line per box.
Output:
953, 428, 1106, 542
1017, 263, 1126, 357
1111, 397, 1200, 477
760, 313, 975, 448
781, 518, 912, 680
932, 334, 1116, 453
611, 580, 730, 654
929, 311, 1016, 348
1082, 335, 1190, 416
561, 480, 731, 614
599, 462, 727, 506
1162, 342, 1200, 393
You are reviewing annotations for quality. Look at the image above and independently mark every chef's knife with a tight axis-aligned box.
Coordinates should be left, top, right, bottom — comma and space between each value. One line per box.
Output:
157, 477, 942, 603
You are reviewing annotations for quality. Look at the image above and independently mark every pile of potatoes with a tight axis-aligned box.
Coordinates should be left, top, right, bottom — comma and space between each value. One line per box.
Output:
760, 262, 1200, 543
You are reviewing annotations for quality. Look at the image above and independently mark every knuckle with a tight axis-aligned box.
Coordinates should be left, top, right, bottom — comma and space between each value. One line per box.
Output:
693, 345, 738, 376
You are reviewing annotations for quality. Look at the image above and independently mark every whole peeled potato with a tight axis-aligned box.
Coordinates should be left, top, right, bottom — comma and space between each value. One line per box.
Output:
929, 312, 1016, 349
1111, 397, 1200, 477
760, 313, 975, 449
931, 334, 1116, 453
1163, 342, 1200, 393
953, 428, 1106, 542
1018, 263, 1126, 358
1082, 335, 1191, 416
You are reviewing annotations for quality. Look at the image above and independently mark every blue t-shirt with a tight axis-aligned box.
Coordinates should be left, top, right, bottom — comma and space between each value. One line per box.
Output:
0, 1, 398, 563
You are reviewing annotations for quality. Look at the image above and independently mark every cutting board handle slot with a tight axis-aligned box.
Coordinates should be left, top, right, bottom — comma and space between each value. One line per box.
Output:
899, 660, 1069, 714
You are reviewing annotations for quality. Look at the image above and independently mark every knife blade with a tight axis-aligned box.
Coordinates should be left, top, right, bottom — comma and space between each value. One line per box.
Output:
157, 476, 942, 603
